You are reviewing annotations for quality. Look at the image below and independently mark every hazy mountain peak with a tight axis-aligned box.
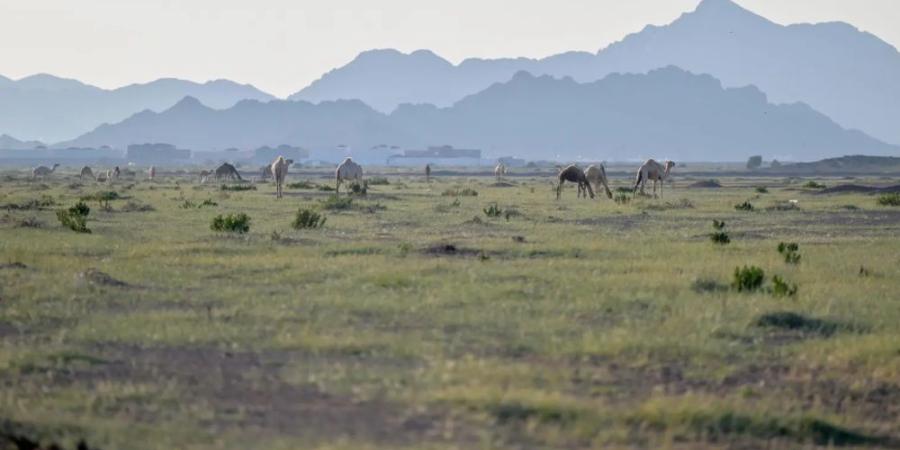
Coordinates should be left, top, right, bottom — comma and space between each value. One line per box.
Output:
15, 73, 96, 91
166, 95, 211, 112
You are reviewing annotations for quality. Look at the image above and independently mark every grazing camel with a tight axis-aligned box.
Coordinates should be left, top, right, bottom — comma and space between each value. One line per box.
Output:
259, 165, 273, 181
633, 159, 676, 198
270, 156, 294, 199
214, 163, 242, 182
80, 166, 94, 180
112, 166, 121, 180
557, 165, 594, 200
584, 164, 613, 199
31, 163, 60, 180
335, 157, 363, 194
425, 164, 431, 182
147, 166, 156, 181
96, 172, 107, 183
494, 163, 506, 180
199, 170, 212, 184
105, 169, 113, 182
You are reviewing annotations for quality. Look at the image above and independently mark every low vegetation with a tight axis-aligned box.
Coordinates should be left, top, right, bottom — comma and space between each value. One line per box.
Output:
732, 265, 765, 292
442, 188, 478, 197
319, 195, 353, 210
56, 201, 91, 233
220, 184, 256, 191
210, 212, 251, 233
292, 208, 327, 229
876, 192, 900, 206
777, 242, 801, 264
734, 201, 754, 211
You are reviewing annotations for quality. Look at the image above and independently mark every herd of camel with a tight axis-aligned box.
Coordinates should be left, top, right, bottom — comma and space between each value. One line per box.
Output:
29, 157, 676, 199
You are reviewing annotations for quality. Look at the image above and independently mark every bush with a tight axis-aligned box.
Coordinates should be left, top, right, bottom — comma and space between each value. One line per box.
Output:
483, 203, 503, 218
348, 181, 367, 196
777, 242, 801, 264
56, 201, 91, 233
442, 188, 478, 197
734, 201, 754, 211
746, 155, 763, 170
771, 275, 798, 298
288, 181, 316, 189
803, 181, 826, 189
367, 176, 390, 186
211, 213, 251, 233
81, 191, 120, 209
220, 184, 256, 191
755, 187, 769, 194
709, 220, 730, 244
732, 265, 765, 292
876, 193, 900, 206
199, 199, 218, 208
317, 185, 336, 192
614, 193, 631, 205
292, 208, 327, 229
319, 195, 353, 210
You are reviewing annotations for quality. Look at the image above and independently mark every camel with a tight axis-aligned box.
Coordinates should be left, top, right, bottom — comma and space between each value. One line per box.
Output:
31, 163, 60, 180
199, 170, 212, 184
214, 163, 242, 182
259, 165, 272, 181
633, 159, 676, 198
96, 172, 107, 183
425, 164, 431, 182
335, 157, 363, 194
584, 164, 613, 199
557, 165, 594, 200
270, 156, 294, 199
80, 166, 94, 180
494, 163, 506, 180
112, 166, 121, 180
148, 166, 156, 181
105, 169, 113, 182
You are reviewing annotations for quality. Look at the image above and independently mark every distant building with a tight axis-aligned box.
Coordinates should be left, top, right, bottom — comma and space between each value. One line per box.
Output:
251, 145, 309, 164
126, 143, 191, 164
387, 145, 482, 166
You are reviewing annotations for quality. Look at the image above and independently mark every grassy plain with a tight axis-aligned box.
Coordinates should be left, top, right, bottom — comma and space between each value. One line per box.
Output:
0, 168, 899, 449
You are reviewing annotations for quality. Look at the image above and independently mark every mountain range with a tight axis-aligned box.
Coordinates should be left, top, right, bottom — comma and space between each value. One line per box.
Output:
290, 0, 900, 145
0, 74, 274, 143
62, 67, 897, 161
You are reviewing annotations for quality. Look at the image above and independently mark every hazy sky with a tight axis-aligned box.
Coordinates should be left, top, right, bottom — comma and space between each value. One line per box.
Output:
1, 0, 897, 97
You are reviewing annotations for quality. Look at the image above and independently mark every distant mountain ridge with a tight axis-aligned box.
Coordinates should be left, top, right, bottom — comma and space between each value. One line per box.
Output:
0, 74, 275, 142
290, 0, 900, 145
63, 67, 897, 161
0, 134, 44, 150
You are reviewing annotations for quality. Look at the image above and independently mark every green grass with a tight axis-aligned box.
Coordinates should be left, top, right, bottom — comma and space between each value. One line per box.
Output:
1, 169, 899, 449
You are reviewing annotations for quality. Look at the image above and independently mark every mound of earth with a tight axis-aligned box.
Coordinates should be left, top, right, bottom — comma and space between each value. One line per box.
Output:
687, 180, 722, 188
817, 184, 900, 195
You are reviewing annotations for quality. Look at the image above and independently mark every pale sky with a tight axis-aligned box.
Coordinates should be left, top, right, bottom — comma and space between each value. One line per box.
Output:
1, 0, 897, 97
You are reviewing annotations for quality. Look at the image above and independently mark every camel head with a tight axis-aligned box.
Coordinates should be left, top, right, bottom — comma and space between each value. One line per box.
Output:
664, 160, 676, 176
285, 159, 294, 166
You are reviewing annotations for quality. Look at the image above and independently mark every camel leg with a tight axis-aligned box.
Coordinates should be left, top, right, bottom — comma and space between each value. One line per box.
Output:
585, 182, 595, 199
556, 181, 563, 200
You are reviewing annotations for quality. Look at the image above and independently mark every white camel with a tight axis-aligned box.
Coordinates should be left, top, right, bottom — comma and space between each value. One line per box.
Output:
105, 169, 114, 183
633, 159, 676, 198
80, 166, 94, 180
494, 163, 507, 181
335, 157, 363, 194
270, 156, 294, 199
199, 170, 212, 184
32, 163, 60, 180
148, 166, 156, 181
584, 164, 613, 199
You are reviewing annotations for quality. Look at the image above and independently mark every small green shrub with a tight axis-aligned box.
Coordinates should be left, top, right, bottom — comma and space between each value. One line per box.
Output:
732, 265, 765, 292
709, 220, 730, 244
220, 184, 256, 192
199, 199, 218, 208
288, 181, 316, 189
771, 275, 799, 298
734, 201, 754, 212
367, 177, 390, 186
319, 195, 353, 210
56, 201, 91, 233
755, 187, 769, 194
442, 188, 478, 197
483, 203, 503, 218
317, 185, 336, 192
803, 181, 826, 189
211, 213, 251, 233
292, 208, 327, 229
179, 200, 196, 209
614, 193, 631, 205
348, 181, 368, 196
777, 242, 801, 264
876, 193, 900, 206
